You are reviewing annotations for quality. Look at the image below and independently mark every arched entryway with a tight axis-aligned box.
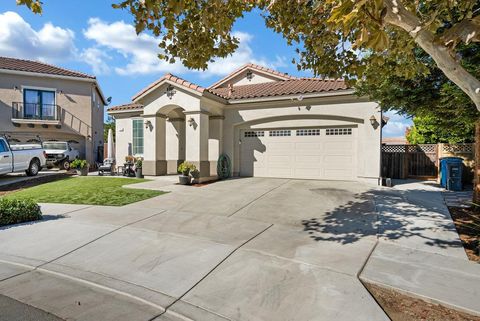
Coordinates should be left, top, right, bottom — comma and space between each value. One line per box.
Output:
142, 104, 186, 176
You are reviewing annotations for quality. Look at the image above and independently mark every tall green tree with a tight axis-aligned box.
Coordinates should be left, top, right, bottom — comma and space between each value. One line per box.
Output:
406, 115, 475, 144
18, 0, 480, 110
104, 120, 116, 142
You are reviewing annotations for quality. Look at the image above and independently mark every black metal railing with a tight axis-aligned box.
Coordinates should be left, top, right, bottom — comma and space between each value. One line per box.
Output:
12, 102, 60, 121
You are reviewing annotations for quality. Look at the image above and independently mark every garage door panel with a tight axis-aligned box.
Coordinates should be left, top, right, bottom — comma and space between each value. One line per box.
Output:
268, 155, 292, 166
295, 143, 323, 155
267, 142, 295, 153
240, 128, 356, 180
295, 155, 322, 164
268, 168, 294, 177
324, 168, 353, 180
294, 168, 322, 179
324, 141, 354, 154
324, 155, 353, 167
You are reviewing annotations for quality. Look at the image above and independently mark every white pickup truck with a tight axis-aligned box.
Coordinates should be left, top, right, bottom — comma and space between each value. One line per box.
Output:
43, 141, 80, 170
0, 137, 47, 176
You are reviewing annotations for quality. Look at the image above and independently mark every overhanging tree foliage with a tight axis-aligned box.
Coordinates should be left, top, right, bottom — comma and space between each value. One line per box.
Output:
18, 0, 480, 110
356, 43, 479, 144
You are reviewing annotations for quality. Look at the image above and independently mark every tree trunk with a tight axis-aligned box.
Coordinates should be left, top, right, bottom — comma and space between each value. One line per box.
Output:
474, 121, 480, 204
383, 0, 480, 111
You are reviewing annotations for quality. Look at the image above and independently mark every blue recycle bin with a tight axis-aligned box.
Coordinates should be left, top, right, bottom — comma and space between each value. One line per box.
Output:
439, 157, 464, 191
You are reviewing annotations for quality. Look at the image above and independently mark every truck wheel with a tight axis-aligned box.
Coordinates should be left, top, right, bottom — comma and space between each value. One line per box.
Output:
60, 160, 70, 170
26, 159, 40, 176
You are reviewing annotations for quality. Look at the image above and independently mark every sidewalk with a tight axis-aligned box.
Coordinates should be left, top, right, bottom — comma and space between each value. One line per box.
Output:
360, 181, 480, 319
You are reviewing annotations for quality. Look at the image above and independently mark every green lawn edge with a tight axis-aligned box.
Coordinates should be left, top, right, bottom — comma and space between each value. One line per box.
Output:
3, 177, 167, 206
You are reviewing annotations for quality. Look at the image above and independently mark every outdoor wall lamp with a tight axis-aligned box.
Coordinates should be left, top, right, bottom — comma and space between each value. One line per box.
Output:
246, 70, 253, 81
57, 89, 64, 94
188, 117, 195, 127
165, 85, 176, 99
370, 115, 378, 127
144, 120, 152, 129
13, 85, 19, 91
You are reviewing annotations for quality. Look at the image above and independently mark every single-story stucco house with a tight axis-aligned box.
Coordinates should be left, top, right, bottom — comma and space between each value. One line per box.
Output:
108, 63, 382, 183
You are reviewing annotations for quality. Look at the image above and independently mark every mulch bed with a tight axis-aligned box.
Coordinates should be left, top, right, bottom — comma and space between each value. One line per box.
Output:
0, 172, 74, 196
364, 282, 480, 321
449, 206, 480, 262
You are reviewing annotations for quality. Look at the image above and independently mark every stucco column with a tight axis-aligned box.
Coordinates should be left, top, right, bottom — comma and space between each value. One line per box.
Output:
208, 116, 224, 177
185, 111, 210, 181
143, 114, 167, 176
166, 118, 185, 174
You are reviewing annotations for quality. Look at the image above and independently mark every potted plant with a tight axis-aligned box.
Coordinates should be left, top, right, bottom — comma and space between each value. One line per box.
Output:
135, 158, 143, 178
125, 155, 135, 164
178, 162, 196, 185
70, 159, 89, 176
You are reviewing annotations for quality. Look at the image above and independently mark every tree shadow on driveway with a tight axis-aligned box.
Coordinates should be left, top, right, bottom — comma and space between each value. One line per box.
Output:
301, 187, 463, 251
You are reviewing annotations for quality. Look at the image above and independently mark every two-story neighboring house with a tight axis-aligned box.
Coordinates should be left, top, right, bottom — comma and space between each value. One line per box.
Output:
0, 57, 107, 165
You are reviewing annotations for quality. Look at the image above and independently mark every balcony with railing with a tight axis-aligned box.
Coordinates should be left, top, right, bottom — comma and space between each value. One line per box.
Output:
11, 102, 61, 126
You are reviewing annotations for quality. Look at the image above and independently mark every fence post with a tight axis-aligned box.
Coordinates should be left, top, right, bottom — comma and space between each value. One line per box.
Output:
436, 144, 441, 182
403, 144, 408, 179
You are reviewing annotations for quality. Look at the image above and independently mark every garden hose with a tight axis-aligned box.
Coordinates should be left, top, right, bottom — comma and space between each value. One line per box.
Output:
217, 154, 232, 179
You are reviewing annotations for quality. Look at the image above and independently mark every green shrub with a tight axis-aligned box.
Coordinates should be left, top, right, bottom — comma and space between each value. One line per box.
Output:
0, 198, 42, 226
70, 159, 88, 169
178, 162, 196, 176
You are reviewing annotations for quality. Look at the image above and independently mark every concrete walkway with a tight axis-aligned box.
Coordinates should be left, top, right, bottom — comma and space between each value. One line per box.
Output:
0, 178, 477, 320
359, 180, 480, 319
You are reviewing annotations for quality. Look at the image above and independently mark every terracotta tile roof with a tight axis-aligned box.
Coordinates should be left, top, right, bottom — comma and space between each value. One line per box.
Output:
132, 73, 205, 101
208, 78, 350, 100
0, 56, 95, 79
107, 103, 144, 112
208, 63, 296, 89
244, 63, 297, 80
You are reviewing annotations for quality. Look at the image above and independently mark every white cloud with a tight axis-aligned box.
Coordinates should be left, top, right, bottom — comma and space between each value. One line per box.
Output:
382, 111, 413, 137
82, 18, 286, 77
82, 18, 188, 76
80, 47, 111, 74
0, 11, 76, 63
202, 31, 283, 77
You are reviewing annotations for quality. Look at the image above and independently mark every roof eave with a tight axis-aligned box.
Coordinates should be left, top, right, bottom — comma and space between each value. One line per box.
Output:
107, 108, 144, 114
132, 78, 204, 102
208, 64, 293, 90
226, 89, 356, 104
0, 68, 96, 82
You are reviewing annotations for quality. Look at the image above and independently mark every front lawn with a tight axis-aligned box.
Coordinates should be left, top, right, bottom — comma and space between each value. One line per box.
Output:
4, 177, 166, 206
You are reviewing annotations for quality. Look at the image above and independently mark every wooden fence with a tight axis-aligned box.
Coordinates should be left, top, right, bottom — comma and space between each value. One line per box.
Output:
381, 143, 474, 180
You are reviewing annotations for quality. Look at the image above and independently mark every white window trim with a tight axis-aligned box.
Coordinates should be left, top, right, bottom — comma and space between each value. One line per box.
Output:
132, 118, 144, 157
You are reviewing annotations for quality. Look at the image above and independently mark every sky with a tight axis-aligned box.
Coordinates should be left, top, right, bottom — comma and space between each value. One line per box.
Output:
0, 0, 411, 138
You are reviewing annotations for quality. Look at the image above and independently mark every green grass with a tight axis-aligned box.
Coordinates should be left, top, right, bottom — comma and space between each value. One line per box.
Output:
4, 177, 166, 206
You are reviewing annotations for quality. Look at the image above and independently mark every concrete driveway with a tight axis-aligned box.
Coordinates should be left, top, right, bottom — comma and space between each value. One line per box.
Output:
0, 178, 466, 321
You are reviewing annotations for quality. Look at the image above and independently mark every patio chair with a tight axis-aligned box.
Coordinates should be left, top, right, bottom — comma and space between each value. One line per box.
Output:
97, 158, 115, 176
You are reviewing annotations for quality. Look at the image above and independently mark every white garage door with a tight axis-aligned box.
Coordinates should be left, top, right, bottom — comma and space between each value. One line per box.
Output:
240, 127, 356, 180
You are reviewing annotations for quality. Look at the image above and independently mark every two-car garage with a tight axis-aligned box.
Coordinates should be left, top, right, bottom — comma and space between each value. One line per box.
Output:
239, 127, 357, 181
